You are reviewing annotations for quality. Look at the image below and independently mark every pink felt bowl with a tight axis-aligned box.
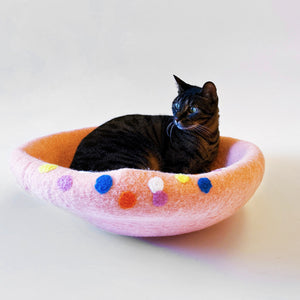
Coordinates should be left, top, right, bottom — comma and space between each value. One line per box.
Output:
10, 127, 265, 237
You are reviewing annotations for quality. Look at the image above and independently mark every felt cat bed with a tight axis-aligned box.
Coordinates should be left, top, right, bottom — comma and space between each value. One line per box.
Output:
10, 127, 264, 237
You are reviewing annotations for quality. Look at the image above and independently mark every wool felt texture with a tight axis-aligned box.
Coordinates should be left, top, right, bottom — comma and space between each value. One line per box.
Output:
10, 127, 265, 237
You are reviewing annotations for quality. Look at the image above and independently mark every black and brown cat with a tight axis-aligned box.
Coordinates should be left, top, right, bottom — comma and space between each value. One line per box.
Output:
70, 76, 219, 174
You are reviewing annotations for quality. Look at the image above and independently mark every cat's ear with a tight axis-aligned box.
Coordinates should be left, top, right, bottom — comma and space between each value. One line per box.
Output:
201, 81, 218, 102
173, 75, 191, 94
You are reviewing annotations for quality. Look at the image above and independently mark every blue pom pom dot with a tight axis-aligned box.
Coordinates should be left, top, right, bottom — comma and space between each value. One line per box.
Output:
95, 175, 113, 194
197, 177, 212, 194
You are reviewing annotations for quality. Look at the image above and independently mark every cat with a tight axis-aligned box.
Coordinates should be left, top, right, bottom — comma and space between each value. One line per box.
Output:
70, 75, 219, 174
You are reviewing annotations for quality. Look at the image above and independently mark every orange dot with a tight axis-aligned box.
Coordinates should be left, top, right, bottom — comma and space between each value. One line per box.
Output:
119, 191, 137, 209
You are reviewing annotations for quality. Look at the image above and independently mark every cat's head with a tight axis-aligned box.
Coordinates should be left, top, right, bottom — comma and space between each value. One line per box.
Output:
172, 75, 218, 130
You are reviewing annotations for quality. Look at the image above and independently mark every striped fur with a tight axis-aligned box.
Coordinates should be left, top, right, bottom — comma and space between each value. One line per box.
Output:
70, 77, 219, 174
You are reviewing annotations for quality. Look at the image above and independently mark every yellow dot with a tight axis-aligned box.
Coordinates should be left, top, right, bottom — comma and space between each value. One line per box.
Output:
175, 174, 190, 184
38, 164, 58, 173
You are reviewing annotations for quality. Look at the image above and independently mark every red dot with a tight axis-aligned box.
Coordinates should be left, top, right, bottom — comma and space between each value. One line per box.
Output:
119, 191, 137, 209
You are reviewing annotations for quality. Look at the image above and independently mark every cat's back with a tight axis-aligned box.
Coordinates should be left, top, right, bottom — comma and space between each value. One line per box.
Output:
88, 114, 171, 141
70, 114, 172, 171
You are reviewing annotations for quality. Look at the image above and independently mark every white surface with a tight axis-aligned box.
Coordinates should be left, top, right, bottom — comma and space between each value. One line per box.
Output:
1, 0, 299, 299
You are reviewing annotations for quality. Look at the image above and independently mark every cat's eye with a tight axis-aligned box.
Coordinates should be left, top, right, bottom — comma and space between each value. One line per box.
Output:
174, 102, 180, 110
189, 107, 199, 114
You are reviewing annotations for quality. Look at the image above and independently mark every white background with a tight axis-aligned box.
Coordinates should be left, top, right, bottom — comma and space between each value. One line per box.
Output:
1, 0, 299, 299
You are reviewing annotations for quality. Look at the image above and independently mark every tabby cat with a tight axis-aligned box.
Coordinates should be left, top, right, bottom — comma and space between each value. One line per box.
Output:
70, 76, 219, 174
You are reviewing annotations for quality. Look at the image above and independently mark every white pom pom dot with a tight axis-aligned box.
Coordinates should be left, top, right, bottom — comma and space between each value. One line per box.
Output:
147, 176, 164, 193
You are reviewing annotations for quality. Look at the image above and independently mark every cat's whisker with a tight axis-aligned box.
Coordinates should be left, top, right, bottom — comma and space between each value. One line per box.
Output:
193, 125, 213, 138
166, 122, 175, 144
166, 122, 173, 137
170, 123, 174, 142
201, 126, 212, 136
199, 128, 212, 138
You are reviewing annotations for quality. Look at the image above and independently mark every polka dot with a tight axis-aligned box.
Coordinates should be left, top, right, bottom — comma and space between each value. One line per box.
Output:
148, 177, 164, 193
119, 191, 137, 209
198, 177, 212, 193
152, 191, 168, 207
38, 164, 58, 173
57, 175, 73, 192
175, 174, 190, 184
95, 175, 113, 194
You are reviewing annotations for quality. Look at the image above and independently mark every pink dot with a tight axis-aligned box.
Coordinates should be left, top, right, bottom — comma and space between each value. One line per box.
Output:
152, 191, 168, 207
57, 175, 73, 192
